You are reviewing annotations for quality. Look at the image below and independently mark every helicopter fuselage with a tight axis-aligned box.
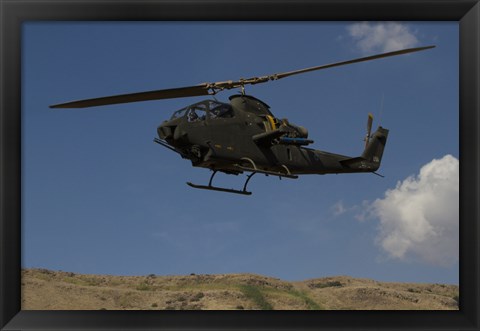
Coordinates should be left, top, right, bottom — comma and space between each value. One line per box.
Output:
157, 95, 388, 178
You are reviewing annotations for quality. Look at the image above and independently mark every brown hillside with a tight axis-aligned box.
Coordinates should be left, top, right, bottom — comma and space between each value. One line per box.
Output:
21, 269, 459, 310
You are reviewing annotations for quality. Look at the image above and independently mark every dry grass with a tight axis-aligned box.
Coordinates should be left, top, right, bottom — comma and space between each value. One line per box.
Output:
21, 269, 459, 310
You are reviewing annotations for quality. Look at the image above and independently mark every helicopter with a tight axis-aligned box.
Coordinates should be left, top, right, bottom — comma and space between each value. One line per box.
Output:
50, 45, 435, 195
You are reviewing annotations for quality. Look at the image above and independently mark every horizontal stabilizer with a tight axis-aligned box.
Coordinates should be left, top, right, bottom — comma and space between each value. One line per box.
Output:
340, 156, 377, 171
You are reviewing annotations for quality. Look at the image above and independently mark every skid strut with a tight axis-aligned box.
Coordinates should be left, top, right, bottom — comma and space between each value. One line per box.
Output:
236, 157, 298, 179
187, 170, 254, 195
186, 159, 298, 195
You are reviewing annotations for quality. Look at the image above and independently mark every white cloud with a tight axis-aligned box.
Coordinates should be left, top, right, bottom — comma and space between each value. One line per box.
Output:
368, 155, 459, 266
354, 200, 373, 222
332, 200, 347, 216
347, 22, 419, 54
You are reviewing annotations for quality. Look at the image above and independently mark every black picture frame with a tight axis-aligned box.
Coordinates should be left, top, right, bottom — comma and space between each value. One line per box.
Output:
1, 0, 478, 330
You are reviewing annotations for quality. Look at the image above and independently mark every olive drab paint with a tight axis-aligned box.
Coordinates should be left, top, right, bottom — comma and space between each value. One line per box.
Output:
50, 46, 433, 195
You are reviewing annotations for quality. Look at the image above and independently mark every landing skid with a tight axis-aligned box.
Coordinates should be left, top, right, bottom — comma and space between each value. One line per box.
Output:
186, 160, 298, 195
187, 182, 253, 195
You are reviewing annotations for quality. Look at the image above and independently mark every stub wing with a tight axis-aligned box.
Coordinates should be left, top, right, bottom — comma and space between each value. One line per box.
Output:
252, 129, 286, 147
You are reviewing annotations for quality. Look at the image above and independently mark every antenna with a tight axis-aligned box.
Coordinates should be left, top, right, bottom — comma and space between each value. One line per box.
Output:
378, 93, 385, 125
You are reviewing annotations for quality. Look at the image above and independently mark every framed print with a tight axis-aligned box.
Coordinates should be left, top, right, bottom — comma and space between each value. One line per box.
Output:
1, 0, 479, 330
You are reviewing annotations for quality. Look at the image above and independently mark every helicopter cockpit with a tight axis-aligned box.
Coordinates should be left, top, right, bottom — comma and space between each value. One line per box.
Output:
159, 100, 235, 142
170, 100, 233, 122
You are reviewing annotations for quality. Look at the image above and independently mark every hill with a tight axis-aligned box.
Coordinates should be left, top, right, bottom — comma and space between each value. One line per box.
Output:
21, 268, 459, 310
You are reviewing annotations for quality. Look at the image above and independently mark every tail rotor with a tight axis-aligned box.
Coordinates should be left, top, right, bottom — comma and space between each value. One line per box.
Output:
364, 112, 374, 149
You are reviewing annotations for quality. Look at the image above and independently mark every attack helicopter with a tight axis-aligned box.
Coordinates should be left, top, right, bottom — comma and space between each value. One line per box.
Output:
51, 45, 435, 195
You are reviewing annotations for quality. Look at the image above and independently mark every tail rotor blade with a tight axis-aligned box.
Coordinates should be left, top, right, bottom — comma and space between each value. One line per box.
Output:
365, 112, 374, 148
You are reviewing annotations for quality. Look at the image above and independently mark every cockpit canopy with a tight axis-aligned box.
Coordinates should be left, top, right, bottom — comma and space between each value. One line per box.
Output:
170, 100, 233, 121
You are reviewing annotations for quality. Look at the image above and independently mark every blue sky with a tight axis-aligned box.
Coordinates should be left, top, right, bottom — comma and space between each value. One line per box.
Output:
22, 22, 459, 284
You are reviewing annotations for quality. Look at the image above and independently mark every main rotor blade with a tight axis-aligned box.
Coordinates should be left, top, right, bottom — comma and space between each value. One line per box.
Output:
50, 84, 211, 108
270, 46, 436, 81
50, 45, 435, 109
212, 45, 435, 91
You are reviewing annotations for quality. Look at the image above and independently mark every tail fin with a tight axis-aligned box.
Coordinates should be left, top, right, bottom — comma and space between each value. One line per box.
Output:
339, 125, 389, 172
361, 126, 389, 167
